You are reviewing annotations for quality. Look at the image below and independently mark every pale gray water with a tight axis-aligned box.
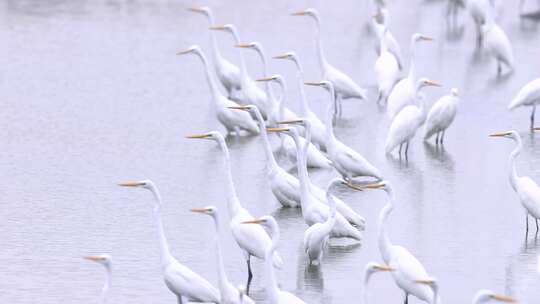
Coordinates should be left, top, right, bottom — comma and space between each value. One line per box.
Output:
2, 0, 540, 303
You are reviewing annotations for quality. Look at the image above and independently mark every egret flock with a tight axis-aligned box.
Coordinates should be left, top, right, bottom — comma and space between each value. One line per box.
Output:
80, 1, 540, 303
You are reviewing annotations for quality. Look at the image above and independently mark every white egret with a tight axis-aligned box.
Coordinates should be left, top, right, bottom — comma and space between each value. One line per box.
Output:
303, 178, 339, 265
235, 42, 298, 124
305, 81, 382, 181
185, 132, 283, 293
243, 216, 307, 304
482, 7, 514, 75
118, 180, 220, 304
385, 79, 441, 157
187, 6, 242, 98
210, 25, 272, 118
177, 45, 259, 136
473, 290, 516, 303
387, 34, 434, 119
467, 0, 497, 46
414, 278, 440, 304
360, 181, 439, 304
373, 8, 403, 70
191, 206, 255, 304
255, 76, 331, 169
84, 255, 112, 304
373, 21, 401, 104
270, 125, 364, 240
424, 88, 460, 145
292, 8, 367, 118
363, 262, 395, 304
490, 130, 540, 234
508, 78, 540, 130
273, 52, 328, 151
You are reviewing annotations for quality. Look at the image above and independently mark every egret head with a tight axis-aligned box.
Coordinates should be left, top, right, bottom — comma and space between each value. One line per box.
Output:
412, 33, 434, 43
118, 179, 154, 190
473, 290, 516, 303
235, 41, 263, 53
187, 6, 211, 16
190, 206, 218, 219
365, 262, 395, 276
489, 130, 520, 141
356, 180, 392, 193
256, 74, 285, 86
84, 254, 112, 267
228, 104, 263, 120
185, 131, 224, 143
415, 277, 439, 293
209, 24, 236, 34
273, 51, 298, 62
416, 78, 441, 90
266, 126, 297, 138
242, 215, 279, 235
451, 88, 459, 97
291, 8, 319, 18
305, 80, 334, 93
176, 45, 202, 56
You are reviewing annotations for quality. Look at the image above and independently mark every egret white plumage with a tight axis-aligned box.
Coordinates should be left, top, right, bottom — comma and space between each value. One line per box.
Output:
472, 290, 516, 303
373, 20, 401, 104
490, 130, 540, 234
243, 216, 307, 304
292, 8, 367, 119
363, 262, 395, 304
84, 255, 112, 304
255, 75, 331, 169
424, 88, 460, 145
305, 80, 382, 181
387, 33, 434, 119
210, 25, 272, 118
467, 0, 496, 46
270, 125, 364, 240
118, 180, 220, 304
360, 181, 439, 304
185, 132, 283, 293
191, 206, 255, 304
385, 78, 441, 157
273, 51, 328, 151
188, 6, 242, 98
373, 8, 403, 70
507, 78, 540, 130
177, 46, 259, 136
415, 278, 440, 304
482, 7, 514, 75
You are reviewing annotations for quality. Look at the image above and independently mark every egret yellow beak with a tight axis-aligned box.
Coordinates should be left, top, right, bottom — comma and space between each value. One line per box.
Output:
227, 105, 250, 111
420, 35, 434, 41
176, 49, 192, 55
491, 295, 516, 303
415, 279, 435, 285
425, 80, 441, 87
190, 208, 210, 213
242, 219, 264, 224
304, 81, 324, 86
235, 43, 252, 48
291, 11, 308, 16
374, 265, 395, 272
187, 7, 205, 13
118, 181, 144, 187
278, 119, 304, 125
185, 133, 211, 139
343, 182, 364, 191
84, 256, 104, 262
256, 77, 276, 82
209, 25, 227, 31
489, 131, 512, 137
267, 127, 290, 133
273, 54, 289, 59
359, 182, 385, 190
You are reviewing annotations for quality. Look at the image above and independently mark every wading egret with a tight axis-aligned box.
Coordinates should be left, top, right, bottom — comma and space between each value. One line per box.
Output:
385, 79, 441, 157
467, 0, 495, 46
190, 206, 255, 304
360, 181, 438, 304
473, 290, 516, 303
373, 21, 401, 104
490, 130, 540, 234
187, 6, 241, 97
210, 25, 271, 118
270, 125, 364, 240
482, 7, 514, 75
306, 81, 382, 181
292, 8, 367, 118
508, 78, 540, 130
185, 132, 283, 293
373, 8, 403, 70
243, 216, 307, 304
84, 255, 112, 304
424, 88, 460, 145
363, 263, 395, 304
387, 34, 434, 119
118, 180, 220, 304
177, 46, 259, 136
273, 52, 328, 150
255, 76, 330, 169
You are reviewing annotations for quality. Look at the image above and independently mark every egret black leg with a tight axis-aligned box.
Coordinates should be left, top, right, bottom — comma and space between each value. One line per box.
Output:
497, 61, 502, 75
404, 292, 409, 304
526, 214, 529, 235
530, 106, 536, 130
246, 255, 253, 295
405, 141, 410, 156
441, 130, 446, 145
177, 296, 183, 304
398, 143, 403, 156
536, 218, 539, 233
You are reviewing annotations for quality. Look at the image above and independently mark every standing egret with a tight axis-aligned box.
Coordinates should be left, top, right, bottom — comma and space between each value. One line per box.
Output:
385, 79, 441, 157
387, 34, 434, 119
255, 76, 331, 169
490, 130, 540, 234
507, 78, 540, 130
303, 178, 340, 265
373, 21, 401, 104
243, 216, 307, 304
424, 88, 460, 145
177, 45, 259, 136
360, 181, 439, 304
209, 25, 272, 118
305, 81, 382, 181
473, 290, 516, 303
467, 0, 495, 46
118, 180, 220, 304
292, 8, 367, 118
187, 6, 241, 98
190, 206, 255, 304
185, 132, 283, 293
373, 8, 403, 70
270, 125, 364, 240
273, 52, 328, 150
84, 255, 112, 304
363, 262, 395, 304
235, 42, 298, 123
482, 10, 514, 75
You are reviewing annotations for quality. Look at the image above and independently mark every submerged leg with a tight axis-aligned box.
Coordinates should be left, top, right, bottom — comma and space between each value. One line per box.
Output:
435, 132, 440, 145
246, 255, 253, 295
526, 214, 529, 235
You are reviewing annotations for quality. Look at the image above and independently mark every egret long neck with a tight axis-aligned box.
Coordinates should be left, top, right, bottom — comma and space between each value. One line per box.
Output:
509, 137, 522, 191
362, 272, 372, 304
321, 193, 337, 233
149, 187, 174, 267
217, 137, 242, 216
232, 29, 249, 81
408, 39, 418, 81
206, 12, 223, 63
378, 191, 394, 264
211, 214, 230, 294
99, 265, 111, 304
257, 49, 275, 101
324, 90, 337, 143
312, 14, 328, 72
196, 51, 220, 100
254, 109, 279, 170
295, 63, 311, 116
292, 131, 311, 211
265, 227, 281, 304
